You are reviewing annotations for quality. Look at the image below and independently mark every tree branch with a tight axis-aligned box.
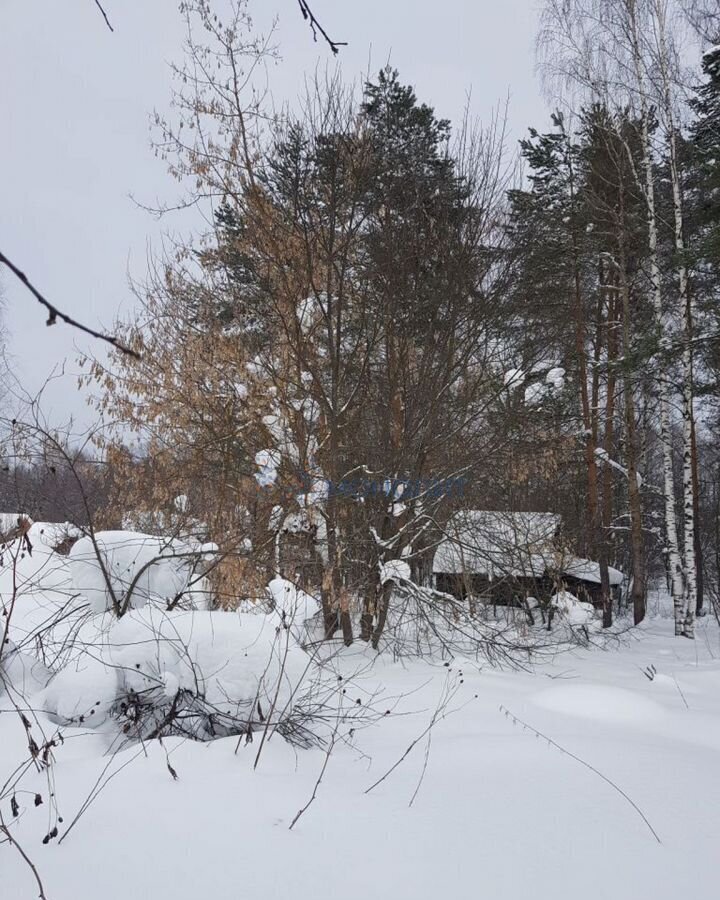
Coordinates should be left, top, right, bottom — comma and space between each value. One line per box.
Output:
296, 1, 347, 54
93, 0, 114, 32
0, 250, 140, 359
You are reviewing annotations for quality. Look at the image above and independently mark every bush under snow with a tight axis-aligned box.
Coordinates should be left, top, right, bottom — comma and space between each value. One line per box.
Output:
550, 590, 598, 629
41, 605, 328, 744
68, 531, 214, 615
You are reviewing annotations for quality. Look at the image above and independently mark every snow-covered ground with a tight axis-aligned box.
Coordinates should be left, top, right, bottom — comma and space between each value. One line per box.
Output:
2, 539, 719, 899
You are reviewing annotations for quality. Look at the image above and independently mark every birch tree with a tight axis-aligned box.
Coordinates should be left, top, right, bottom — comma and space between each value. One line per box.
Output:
538, 0, 699, 634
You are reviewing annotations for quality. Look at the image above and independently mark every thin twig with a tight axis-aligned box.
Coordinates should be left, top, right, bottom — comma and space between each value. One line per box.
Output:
288, 732, 337, 830
0, 823, 49, 900
672, 675, 690, 709
296, 0, 347, 54
0, 250, 139, 359
499, 704, 662, 844
93, 0, 114, 32
365, 678, 462, 795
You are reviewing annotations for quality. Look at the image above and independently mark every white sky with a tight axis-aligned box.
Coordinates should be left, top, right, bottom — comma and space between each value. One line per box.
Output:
0, 0, 546, 426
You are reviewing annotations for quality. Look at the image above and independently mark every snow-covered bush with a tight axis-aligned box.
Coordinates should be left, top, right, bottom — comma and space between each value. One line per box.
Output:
68, 530, 214, 615
40, 604, 348, 746
370, 571, 605, 662
266, 576, 322, 640
0, 640, 51, 698
550, 590, 597, 628
374, 575, 535, 662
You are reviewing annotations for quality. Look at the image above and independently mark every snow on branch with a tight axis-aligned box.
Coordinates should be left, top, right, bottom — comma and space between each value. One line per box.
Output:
594, 447, 642, 489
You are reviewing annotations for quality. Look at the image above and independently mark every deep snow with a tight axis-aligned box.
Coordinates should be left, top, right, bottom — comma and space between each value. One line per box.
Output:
2, 539, 720, 900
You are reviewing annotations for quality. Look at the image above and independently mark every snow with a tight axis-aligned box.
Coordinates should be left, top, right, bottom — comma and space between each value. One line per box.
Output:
523, 381, 546, 405
281, 510, 314, 533
433, 510, 561, 578
36, 604, 314, 736
3, 538, 720, 900
562, 555, 624, 586
518, 364, 565, 405
545, 365, 565, 390
550, 589, 597, 627
254, 448, 281, 487
0, 512, 33, 535
3, 610, 720, 900
29, 520, 83, 548
533, 684, 664, 724
266, 576, 320, 626
380, 559, 412, 583
594, 447, 642, 487
68, 530, 213, 614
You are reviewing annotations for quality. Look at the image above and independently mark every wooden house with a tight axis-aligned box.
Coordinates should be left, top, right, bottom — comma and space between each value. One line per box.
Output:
432, 510, 623, 608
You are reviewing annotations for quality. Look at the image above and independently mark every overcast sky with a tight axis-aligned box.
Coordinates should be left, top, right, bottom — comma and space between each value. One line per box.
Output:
0, 0, 546, 426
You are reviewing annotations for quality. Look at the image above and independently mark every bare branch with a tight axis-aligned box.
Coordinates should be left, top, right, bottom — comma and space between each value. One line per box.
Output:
297, 0, 347, 54
93, 0, 114, 32
0, 249, 140, 359
0, 823, 49, 900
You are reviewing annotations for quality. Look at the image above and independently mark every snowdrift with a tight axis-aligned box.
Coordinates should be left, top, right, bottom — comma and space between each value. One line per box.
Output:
68, 530, 214, 614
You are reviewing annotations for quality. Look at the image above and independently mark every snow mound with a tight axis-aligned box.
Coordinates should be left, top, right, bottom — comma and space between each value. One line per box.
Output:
28, 521, 83, 549
533, 684, 664, 725
380, 559, 412, 583
0, 640, 51, 697
551, 590, 596, 627
267, 577, 320, 627
41, 606, 317, 742
41, 651, 118, 725
68, 531, 213, 614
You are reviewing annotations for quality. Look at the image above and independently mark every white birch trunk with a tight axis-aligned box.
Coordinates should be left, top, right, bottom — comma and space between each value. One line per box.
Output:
653, 0, 697, 637
626, 0, 685, 629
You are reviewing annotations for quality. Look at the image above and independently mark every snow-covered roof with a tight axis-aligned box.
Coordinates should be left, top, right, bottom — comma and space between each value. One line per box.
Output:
433, 511, 561, 578
432, 511, 624, 585
561, 557, 623, 587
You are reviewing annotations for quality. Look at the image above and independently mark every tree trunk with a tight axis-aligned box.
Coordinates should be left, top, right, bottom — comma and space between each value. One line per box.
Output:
691, 415, 704, 615
653, 0, 698, 636
371, 580, 392, 650
667, 120, 696, 638
321, 496, 342, 640
618, 248, 646, 625
626, 0, 684, 625
601, 289, 620, 627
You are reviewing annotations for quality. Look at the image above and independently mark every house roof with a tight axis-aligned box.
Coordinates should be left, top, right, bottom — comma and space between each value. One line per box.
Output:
432, 510, 624, 585
561, 556, 623, 587
432, 510, 561, 578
